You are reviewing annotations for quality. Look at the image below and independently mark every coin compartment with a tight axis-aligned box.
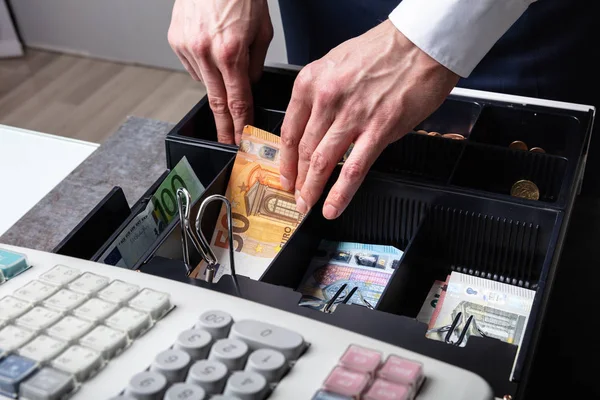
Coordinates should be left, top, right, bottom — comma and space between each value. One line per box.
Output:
413, 98, 482, 138
468, 105, 582, 157
449, 143, 568, 203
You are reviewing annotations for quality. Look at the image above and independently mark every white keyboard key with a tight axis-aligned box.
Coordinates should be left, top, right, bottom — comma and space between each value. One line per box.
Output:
73, 298, 118, 322
224, 371, 267, 400
97, 280, 139, 304
51, 345, 102, 381
67, 273, 109, 294
128, 288, 171, 320
47, 316, 94, 343
43, 289, 87, 312
79, 325, 127, 359
39, 265, 80, 286
174, 329, 213, 360
0, 296, 32, 321
195, 310, 233, 339
186, 359, 228, 395
164, 383, 206, 400
229, 320, 305, 360
209, 338, 249, 371
150, 349, 191, 383
0, 325, 35, 351
19, 367, 75, 400
18, 335, 68, 362
245, 349, 287, 383
16, 307, 62, 331
125, 371, 167, 400
105, 307, 151, 338
13, 280, 58, 303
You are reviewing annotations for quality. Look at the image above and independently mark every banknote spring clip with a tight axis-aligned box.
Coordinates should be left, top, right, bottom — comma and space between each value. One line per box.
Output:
444, 312, 474, 346
195, 194, 240, 293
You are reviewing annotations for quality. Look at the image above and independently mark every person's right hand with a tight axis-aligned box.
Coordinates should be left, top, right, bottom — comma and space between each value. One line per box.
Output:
168, 0, 273, 145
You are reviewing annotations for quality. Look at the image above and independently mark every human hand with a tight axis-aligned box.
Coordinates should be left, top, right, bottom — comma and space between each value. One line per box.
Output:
168, 0, 273, 145
279, 20, 460, 219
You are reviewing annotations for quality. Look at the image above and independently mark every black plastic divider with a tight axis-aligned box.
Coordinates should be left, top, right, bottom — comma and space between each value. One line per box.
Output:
53, 187, 131, 259
450, 142, 568, 203
372, 133, 466, 184
165, 137, 235, 183
414, 98, 482, 137
468, 105, 582, 157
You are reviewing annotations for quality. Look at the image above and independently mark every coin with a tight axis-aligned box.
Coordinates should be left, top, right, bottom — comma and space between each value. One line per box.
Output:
509, 140, 528, 151
416, 130, 428, 135
510, 180, 540, 200
530, 147, 546, 153
427, 131, 442, 137
442, 133, 465, 140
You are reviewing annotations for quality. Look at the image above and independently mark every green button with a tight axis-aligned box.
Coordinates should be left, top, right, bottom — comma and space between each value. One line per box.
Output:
0, 249, 30, 281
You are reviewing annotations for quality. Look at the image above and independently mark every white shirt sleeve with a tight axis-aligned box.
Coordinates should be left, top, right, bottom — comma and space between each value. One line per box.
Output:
389, 0, 537, 77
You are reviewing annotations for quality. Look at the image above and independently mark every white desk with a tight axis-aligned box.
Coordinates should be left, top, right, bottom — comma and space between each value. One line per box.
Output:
0, 125, 98, 235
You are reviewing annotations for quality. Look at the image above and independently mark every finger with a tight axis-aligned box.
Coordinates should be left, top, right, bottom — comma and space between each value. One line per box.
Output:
294, 106, 335, 198
198, 57, 236, 145
296, 120, 357, 214
219, 56, 254, 146
249, 12, 274, 83
175, 48, 202, 82
279, 94, 311, 192
322, 134, 386, 220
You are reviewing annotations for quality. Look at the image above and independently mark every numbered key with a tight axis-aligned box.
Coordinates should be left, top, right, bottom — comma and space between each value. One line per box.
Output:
224, 371, 268, 400
73, 298, 118, 322
13, 280, 58, 303
125, 371, 167, 400
150, 349, 191, 383
0, 296, 32, 321
195, 310, 233, 339
0, 325, 35, 351
39, 265, 80, 286
174, 329, 212, 360
51, 345, 102, 381
19, 367, 75, 400
18, 335, 68, 363
47, 316, 94, 343
43, 289, 87, 312
245, 349, 287, 383
128, 289, 171, 320
105, 307, 150, 339
68, 273, 109, 295
0, 355, 37, 397
16, 307, 62, 331
209, 338, 249, 371
229, 320, 305, 360
98, 280, 139, 304
185, 359, 228, 395
79, 325, 127, 359
164, 382, 206, 400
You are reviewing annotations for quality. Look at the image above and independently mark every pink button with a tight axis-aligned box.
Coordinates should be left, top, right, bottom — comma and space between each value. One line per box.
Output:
322, 367, 370, 397
364, 379, 410, 400
377, 355, 424, 389
339, 345, 382, 374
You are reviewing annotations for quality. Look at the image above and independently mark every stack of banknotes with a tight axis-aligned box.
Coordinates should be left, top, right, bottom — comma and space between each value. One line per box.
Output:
419, 272, 536, 348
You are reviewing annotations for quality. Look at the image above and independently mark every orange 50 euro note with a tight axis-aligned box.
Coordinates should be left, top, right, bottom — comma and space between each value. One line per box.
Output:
192, 125, 306, 281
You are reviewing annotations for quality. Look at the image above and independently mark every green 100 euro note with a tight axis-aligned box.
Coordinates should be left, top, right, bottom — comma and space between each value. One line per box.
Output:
99, 156, 205, 268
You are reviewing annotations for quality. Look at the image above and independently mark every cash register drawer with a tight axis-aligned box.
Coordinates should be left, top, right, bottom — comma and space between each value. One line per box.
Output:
55, 66, 595, 399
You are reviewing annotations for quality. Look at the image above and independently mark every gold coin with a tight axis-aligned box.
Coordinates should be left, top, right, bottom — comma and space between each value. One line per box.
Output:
442, 133, 465, 140
427, 131, 442, 137
530, 147, 546, 153
510, 180, 540, 200
509, 140, 528, 151
416, 130, 428, 135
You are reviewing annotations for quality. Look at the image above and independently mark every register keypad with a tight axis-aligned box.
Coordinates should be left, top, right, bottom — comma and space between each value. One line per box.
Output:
0, 264, 172, 399
119, 311, 308, 399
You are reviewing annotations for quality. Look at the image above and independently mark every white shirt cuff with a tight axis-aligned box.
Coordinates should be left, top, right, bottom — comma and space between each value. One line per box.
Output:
389, 0, 536, 77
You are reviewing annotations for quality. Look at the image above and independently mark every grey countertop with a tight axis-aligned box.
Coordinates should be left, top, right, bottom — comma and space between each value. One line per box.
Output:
0, 116, 174, 252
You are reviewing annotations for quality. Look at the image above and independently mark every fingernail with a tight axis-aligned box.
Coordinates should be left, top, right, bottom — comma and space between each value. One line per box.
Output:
323, 204, 340, 220
296, 196, 308, 214
280, 175, 292, 191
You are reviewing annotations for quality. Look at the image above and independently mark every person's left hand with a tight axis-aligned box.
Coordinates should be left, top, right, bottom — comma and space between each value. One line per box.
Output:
279, 19, 460, 219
